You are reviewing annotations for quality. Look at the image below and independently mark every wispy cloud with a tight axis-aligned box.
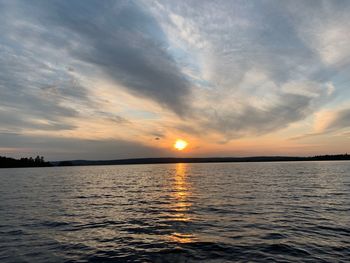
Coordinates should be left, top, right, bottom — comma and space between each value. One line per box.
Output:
0, 132, 170, 160
315, 108, 350, 132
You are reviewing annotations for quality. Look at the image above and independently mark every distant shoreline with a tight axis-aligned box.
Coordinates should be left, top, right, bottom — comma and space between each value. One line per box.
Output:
1, 154, 350, 169
52, 154, 350, 167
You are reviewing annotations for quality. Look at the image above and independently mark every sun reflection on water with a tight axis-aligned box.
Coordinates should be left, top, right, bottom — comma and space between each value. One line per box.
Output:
168, 163, 198, 243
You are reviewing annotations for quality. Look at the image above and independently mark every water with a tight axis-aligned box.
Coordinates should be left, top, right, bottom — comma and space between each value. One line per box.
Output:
0, 162, 349, 262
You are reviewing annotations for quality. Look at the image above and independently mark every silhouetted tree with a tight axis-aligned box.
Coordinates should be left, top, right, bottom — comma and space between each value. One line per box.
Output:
0, 156, 52, 168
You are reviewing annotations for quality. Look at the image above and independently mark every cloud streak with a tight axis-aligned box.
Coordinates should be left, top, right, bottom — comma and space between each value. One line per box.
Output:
41, 0, 193, 115
0, 132, 169, 161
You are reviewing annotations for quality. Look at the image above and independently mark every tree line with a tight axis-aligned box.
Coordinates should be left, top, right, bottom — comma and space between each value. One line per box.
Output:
0, 156, 52, 168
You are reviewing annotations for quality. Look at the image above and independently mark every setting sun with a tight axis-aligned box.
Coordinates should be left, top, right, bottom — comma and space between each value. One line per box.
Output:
174, 139, 188, 151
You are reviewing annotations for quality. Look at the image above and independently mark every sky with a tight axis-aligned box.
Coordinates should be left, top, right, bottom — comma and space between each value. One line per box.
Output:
1, 0, 350, 161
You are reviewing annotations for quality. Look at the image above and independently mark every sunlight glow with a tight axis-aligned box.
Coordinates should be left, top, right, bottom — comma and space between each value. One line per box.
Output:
167, 163, 198, 243
174, 139, 188, 151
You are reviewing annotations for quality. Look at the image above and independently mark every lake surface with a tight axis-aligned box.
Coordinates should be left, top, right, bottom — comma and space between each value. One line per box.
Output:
0, 162, 349, 262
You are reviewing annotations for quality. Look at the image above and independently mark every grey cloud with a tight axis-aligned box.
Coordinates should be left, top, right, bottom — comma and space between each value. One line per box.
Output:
203, 93, 314, 138
32, 0, 192, 115
95, 111, 130, 124
40, 80, 89, 102
159, 0, 322, 85
288, 108, 350, 141
155, 0, 345, 137
0, 23, 83, 132
326, 108, 350, 131
0, 108, 76, 132
0, 82, 78, 132
1, 0, 340, 137
0, 133, 170, 161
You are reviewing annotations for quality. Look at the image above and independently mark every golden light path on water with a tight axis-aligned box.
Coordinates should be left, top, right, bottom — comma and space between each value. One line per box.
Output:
168, 163, 198, 244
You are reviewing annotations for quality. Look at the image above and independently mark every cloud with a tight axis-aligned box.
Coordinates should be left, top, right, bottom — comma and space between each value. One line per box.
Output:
288, 0, 350, 67
149, 0, 340, 138
290, 107, 350, 141
0, 108, 76, 132
320, 108, 350, 132
36, 0, 192, 115
201, 92, 315, 139
0, 4, 88, 133
94, 111, 130, 124
0, 133, 170, 161
0, 0, 193, 136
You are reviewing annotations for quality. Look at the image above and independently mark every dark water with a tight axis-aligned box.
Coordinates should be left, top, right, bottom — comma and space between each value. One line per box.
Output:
0, 162, 349, 262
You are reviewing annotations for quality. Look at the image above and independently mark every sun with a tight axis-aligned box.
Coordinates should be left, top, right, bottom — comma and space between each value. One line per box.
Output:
174, 139, 188, 151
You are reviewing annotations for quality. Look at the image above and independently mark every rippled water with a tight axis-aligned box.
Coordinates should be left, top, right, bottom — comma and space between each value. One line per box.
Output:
0, 162, 349, 262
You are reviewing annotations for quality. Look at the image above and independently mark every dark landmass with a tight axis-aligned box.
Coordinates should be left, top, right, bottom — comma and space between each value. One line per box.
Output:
1, 154, 349, 168
53, 154, 350, 167
0, 156, 52, 168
